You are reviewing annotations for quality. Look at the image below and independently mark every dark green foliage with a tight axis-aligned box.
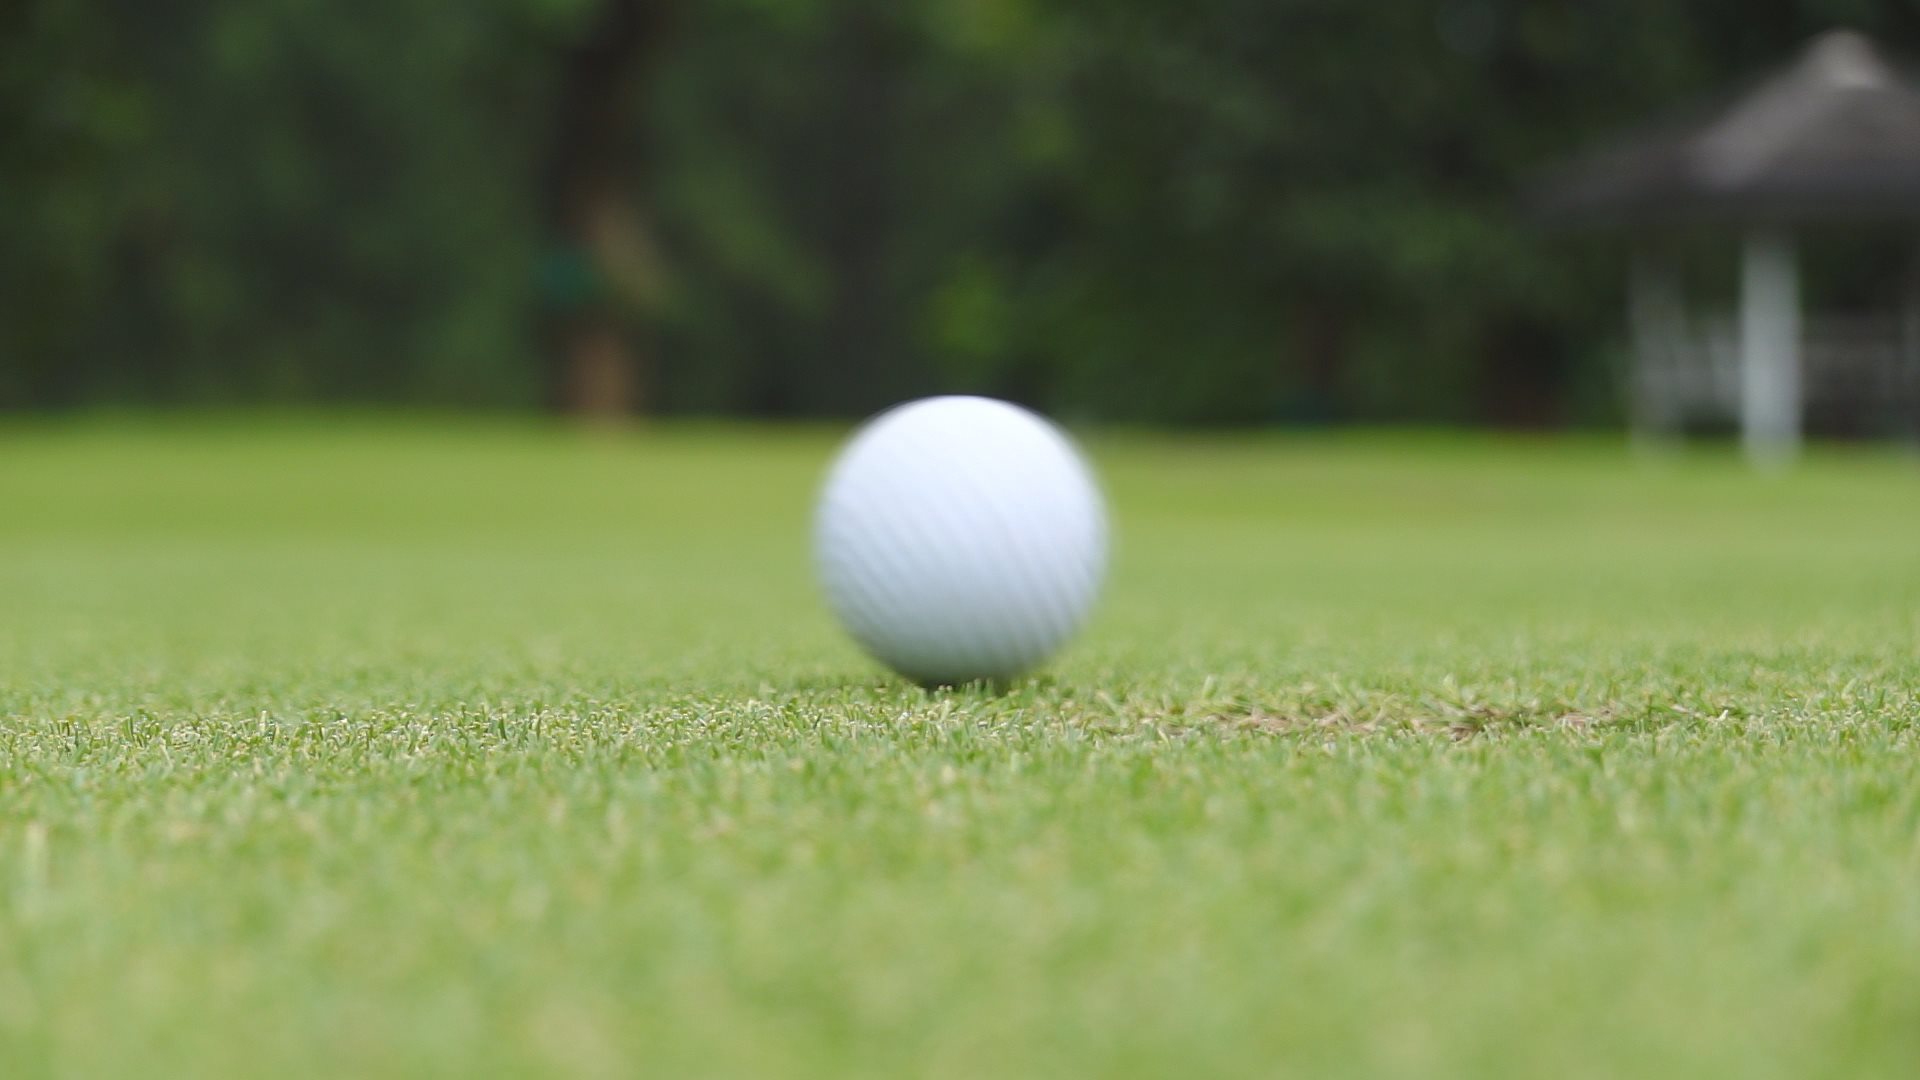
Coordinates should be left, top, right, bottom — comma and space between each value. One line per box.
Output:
3, 0, 1917, 420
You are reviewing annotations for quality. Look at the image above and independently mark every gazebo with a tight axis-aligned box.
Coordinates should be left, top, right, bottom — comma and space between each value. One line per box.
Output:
1536, 29, 1920, 463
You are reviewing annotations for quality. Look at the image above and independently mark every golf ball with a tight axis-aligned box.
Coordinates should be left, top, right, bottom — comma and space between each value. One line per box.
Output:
814, 396, 1108, 684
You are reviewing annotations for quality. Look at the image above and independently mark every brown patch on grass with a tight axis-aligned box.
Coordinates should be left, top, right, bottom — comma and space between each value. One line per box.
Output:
1179, 700, 1621, 740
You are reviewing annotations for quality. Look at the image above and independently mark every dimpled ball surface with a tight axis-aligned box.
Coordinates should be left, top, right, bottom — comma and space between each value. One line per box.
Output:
814, 396, 1108, 684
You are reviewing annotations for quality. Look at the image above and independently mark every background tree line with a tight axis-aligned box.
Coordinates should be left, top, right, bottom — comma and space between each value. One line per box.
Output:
4, 0, 1917, 423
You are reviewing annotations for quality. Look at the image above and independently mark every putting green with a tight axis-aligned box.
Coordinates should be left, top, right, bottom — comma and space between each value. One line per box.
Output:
2, 419, 1917, 1078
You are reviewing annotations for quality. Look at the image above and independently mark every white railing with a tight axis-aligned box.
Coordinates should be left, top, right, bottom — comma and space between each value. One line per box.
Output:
1633, 314, 1920, 433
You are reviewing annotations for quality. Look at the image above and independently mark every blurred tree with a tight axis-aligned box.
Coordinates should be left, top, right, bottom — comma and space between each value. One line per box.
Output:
2, 0, 559, 407
1, 0, 1916, 423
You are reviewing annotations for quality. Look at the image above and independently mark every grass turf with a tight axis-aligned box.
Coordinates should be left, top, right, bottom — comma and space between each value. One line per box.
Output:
2, 418, 1919, 1078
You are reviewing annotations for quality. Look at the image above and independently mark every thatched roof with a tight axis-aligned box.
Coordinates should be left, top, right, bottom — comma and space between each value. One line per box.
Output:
1535, 31, 1920, 225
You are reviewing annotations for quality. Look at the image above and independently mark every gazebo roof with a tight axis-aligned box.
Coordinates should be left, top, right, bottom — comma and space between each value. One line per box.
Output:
1535, 30, 1920, 225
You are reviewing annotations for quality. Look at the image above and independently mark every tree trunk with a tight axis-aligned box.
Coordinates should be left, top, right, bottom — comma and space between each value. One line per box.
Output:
1478, 313, 1565, 429
1292, 301, 1348, 424
817, 4, 902, 415
541, 0, 672, 419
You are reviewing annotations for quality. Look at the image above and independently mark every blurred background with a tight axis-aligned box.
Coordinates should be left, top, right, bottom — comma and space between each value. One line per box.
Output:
3, 0, 1917, 432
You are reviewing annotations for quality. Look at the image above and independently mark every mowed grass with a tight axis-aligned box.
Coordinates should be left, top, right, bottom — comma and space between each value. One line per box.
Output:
3, 417, 1920, 1078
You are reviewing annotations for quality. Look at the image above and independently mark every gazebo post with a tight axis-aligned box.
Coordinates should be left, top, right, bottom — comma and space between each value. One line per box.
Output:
1738, 229, 1802, 465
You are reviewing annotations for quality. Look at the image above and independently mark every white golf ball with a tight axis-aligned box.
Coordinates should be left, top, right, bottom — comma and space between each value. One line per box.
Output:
814, 396, 1108, 684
